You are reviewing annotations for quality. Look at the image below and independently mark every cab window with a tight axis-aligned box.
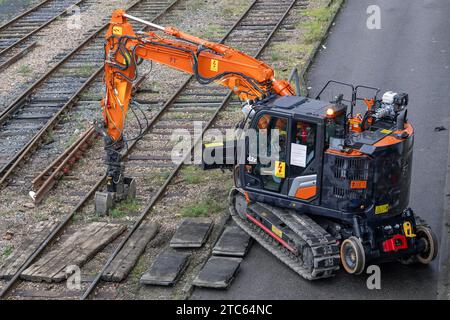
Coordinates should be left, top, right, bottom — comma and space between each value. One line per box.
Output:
290, 120, 316, 176
250, 114, 288, 192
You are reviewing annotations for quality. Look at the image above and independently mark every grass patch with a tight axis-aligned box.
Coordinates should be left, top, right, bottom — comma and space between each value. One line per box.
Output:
43, 129, 55, 144
200, 24, 222, 40
79, 64, 95, 77
18, 65, 32, 76
2, 245, 13, 259
110, 198, 140, 218
181, 165, 204, 185
143, 172, 170, 185
80, 92, 101, 100
271, 51, 282, 62
131, 256, 147, 278
188, 0, 206, 12
180, 198, 224, 217
299, 4, 338, 44
64, 134, 78, 149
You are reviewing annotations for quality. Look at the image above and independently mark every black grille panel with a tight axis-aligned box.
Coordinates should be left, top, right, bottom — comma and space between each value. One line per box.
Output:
332, 187, 366, 200
333, 157, 369, 181
328, 155, 370, 201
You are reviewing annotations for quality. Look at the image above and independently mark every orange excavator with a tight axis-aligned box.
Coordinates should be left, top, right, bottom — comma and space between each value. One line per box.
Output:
95, 10, 438, 280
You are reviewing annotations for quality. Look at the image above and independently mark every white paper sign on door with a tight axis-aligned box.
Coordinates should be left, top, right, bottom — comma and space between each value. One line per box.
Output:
290, 143, 307, 167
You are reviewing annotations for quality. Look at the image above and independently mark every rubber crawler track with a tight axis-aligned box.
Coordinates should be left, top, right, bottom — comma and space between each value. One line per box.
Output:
230, 189, 340, 280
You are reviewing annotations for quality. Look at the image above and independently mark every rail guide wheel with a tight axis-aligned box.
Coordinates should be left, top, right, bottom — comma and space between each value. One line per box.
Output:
340, 236, 366, 275
415, 225, 438, 265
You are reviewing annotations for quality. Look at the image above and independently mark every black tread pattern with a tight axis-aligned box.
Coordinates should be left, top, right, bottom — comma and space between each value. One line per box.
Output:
230, 189, 340, 280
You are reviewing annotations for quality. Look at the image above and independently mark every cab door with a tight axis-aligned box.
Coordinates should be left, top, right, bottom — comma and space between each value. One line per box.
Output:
242, 111, 291, 196
286, 118, 324, 204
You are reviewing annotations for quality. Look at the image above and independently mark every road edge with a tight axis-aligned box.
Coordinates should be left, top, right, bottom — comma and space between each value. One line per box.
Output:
298, 0, 345, 91
438, 128, 450, 300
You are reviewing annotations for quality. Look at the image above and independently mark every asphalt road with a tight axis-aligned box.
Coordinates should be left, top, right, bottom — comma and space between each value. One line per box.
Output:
192, 0, 450, 300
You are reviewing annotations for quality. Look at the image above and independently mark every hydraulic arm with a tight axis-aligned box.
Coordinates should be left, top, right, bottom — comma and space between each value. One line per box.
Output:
96, 9, 294, 211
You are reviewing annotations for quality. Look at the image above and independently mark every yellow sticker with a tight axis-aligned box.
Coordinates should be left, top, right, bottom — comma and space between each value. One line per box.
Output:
375, 204, 389, 214
380, 129, 392, 134
271, 225, 283, 238
403, 222, 416, 238
204, 142, 224, 148
274, 161, 285, 178
210, 59, 219, 72
113, 26, 123, 36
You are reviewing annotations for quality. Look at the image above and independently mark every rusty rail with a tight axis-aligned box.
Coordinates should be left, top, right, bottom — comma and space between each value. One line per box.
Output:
31, 127, 98, 204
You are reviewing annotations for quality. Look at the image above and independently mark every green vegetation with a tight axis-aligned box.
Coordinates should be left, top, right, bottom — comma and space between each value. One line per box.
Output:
142, 172, 171, 186
180, 198, 224, 217
2, 245, 13, 259
80, 93, 101, 101
200, 24, 222, 40
79, 64, 95, 77
269, 0, 342, 80
299, 1, 341, 44
221, 1, 248, 17
110, 198, 140, 219
181, 165, 203, 185
189, 0, 206, 12
18, 65, 32, 76
64, 134, 78, 149
271, 51, 282, 62
43, 129, 55, 144
131, 256, 147, 278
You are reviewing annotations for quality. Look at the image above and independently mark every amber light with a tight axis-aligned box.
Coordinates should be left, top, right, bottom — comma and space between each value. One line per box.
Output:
326, 108, 335, 118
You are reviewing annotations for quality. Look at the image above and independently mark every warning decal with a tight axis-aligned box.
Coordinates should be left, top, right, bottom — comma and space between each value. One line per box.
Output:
210, 59, 219, 72
113, 26, 123, 35
274, 161, 286, 178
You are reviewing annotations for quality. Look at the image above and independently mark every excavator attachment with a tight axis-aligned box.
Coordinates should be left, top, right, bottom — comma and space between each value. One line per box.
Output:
95, 177, 136, 215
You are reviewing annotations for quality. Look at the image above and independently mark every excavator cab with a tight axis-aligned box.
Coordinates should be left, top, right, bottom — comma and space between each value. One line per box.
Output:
203, 84, 438, 277
237, 95, 347, 207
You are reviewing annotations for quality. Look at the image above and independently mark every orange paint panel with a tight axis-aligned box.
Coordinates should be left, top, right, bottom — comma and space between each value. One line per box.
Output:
350, 180, 367, 189
244, 192, 251, 203
374, 123, 414, 147
295, 186, 317, 200
325, 149, 365, 157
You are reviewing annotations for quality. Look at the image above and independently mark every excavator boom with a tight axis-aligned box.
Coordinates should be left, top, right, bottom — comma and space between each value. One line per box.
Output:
96, 9, 294, 207
102, 9, 293, 142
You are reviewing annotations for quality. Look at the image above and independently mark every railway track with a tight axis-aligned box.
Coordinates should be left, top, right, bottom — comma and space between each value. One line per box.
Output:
0, 0, 306, 300
0, 0, 93, 71
0, 0, 180, 188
